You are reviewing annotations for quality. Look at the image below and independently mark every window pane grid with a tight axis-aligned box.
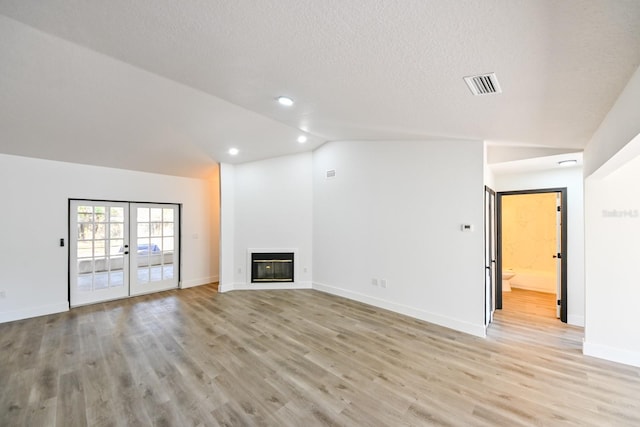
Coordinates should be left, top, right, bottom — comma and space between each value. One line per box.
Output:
136, 207, 175, 282
76, 204, 128, 292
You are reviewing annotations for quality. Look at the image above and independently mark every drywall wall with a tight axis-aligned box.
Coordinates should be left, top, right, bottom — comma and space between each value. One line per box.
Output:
209, 164, 221, 283
313, 140, 486, 337
493, 166, 584, 325
582, 59, 640, 367
0, 153, 218, 323
218, 163, 235, 290
584, 153, 640, 367
583, 65, 640, 177
484, 142, 496, 190
219, 153, 313, 291
501, 193, 557, 293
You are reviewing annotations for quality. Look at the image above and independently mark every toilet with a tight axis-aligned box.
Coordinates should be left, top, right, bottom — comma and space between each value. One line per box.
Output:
502, 269, 515, 292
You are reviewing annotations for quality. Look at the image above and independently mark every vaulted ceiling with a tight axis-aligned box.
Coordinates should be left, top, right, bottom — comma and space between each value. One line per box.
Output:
1, 1, 639, 177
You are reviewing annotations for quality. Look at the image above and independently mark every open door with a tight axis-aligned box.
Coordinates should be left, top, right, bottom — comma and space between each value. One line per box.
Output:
555, 193, 562, 318
484, 186, 497, 326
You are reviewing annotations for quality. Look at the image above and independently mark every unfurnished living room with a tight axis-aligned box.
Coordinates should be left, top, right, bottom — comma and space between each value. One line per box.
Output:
1, 1, 640, 426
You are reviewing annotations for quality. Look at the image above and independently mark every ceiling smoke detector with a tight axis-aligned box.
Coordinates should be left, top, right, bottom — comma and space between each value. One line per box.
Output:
464, 73, 502, 96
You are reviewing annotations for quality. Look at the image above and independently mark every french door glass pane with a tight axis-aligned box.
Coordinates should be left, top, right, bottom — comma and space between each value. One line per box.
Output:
109, 223, 123, 238
137, 208, 149, 222
137, 223, 149, 237
150, 208, 162, 221
110, 207, 124, 222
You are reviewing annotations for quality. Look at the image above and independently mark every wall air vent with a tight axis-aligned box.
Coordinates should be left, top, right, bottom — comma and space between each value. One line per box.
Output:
326, 169, 336, 179
463, 73, 502, 96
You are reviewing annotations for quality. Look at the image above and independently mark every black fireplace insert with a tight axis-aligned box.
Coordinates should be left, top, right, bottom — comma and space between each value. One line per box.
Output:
251, 252, 294, 283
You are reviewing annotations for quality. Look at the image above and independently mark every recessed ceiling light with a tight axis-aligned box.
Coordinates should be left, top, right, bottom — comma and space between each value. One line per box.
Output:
228, 148, 239, 156
277, 96, 294, 106
297, 135, 308, 144
558, 159, 577, 167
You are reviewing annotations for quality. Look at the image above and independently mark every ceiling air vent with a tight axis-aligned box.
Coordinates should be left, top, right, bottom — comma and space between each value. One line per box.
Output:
463, 73, 502, 96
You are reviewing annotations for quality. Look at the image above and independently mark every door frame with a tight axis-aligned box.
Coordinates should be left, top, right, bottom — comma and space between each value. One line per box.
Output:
484, 186, 497, 326
68, 198, 183, 305
495, 188, 568, 323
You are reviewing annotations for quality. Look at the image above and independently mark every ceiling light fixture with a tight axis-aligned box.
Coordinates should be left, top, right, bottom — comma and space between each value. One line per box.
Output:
277, 96, 294, 106
297, 135, 308, 144
558, 159, 577, 167
228, 148, 239, 156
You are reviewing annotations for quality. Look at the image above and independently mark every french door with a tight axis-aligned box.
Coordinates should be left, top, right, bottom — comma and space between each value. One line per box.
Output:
129, 203, 179, 296
70, 200, 179, 306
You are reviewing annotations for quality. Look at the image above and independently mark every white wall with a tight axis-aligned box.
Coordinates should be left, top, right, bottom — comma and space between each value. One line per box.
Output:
209, 164, 221, 283
313, 140, 486, 337
219, 163, 235, 290
484, 142, 496, 190
582, 63, 640, 367
584, 153, 640, 367
0, 153, 218, 323
583, 65, 640, 177
219, 153, 313, 291
493, 166, 585, 326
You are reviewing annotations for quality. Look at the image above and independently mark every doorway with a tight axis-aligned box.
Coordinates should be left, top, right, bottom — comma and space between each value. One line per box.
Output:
496, 188, 567, 322
69, 200, 180, 306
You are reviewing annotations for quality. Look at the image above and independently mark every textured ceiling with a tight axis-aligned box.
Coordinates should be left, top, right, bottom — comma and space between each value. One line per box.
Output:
1, 0, 639, 175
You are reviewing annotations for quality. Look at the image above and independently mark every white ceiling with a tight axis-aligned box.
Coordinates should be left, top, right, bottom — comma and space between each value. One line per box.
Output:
1, 1, 639, 177
490, 152, 583, 176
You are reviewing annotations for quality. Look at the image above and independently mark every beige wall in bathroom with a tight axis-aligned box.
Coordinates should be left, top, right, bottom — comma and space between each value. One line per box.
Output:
502, 193, 557, 278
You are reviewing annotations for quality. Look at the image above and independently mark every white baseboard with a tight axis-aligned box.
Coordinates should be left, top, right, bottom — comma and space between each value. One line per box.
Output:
567, 314, 585, 327
181, 276, 219, 289
218, 282, 235, 293
583, 340, 640, 368
312, 282, 486, 338
0, 302, 69, 324
220, 281, 312, 292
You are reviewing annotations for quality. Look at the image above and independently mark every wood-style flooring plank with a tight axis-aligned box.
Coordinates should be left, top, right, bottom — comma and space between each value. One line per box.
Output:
1, 284, 640, 426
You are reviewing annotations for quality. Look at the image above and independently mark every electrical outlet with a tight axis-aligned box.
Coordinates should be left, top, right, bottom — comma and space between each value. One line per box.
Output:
371, 278, 378, 286
0, 290, 6, 298
380, 279, 387, 288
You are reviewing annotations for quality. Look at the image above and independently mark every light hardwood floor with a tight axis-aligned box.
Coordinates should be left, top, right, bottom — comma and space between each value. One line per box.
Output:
1, 284, 639, 426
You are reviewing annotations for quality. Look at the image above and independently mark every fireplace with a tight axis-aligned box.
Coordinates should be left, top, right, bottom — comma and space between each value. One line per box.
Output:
251, 252, 294, 283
